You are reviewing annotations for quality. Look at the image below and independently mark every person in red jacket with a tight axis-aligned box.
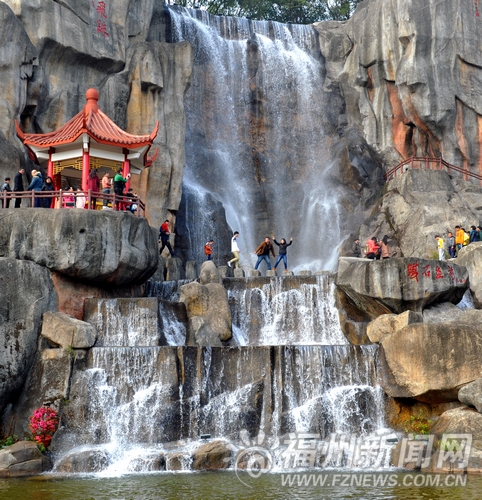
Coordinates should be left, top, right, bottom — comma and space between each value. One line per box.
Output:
204, 239, 214, 261
159, 220, 174, 257
87, 169, 100, 209
365, 237, 380, 260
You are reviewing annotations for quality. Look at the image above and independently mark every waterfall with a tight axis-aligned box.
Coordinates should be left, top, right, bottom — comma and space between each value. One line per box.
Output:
168, 7, 342, 271
227, 274, 347, 345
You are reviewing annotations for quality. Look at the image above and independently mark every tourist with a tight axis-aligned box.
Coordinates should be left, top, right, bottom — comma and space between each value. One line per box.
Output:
365, 237, 379, 260
470, 225, 480, 243
478, 226, 482, 242
254, 236, 275, 271
41, 176, 54, 208
204, 239, 214, 261
462, 227, 470, 247
455, 226, 464, 252
87, 169, 100, 209
159, 219, 174, 257
380, 235, 390, 259
352, 238, 361, 257
123, 188, 137, 213
435, 235, 445, 261
63, 186, 75, 208
0, 177, 12, 208
13, 167, 25, 208
113, 168, 130, 210
447, 231, 456, 258
101, 172, 111, 208
76, 188, 86, 209
27, 170, 43, 207
273, 236, 293, 271
227, 231, 240, 269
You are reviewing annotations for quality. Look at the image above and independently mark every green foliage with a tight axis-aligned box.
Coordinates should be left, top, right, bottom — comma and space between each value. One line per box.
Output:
0, 435, 19, 449
404, 409, 432, 436
172, 0, 362, 23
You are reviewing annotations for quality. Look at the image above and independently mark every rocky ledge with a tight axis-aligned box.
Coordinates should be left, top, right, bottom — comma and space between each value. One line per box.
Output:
0, 209, 158, 285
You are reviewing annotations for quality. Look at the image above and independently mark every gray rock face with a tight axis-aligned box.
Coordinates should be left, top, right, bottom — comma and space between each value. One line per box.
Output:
41, 312, 96, 349
336, 257, 468, 318
456, 243, 482, 307
356, 170, 482, 260
0, 258, 56, 416
459, 379, 482, 413
0, 210, 158, 285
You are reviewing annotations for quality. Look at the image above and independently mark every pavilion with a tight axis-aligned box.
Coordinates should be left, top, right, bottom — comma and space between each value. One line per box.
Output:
15, 88, 158, 191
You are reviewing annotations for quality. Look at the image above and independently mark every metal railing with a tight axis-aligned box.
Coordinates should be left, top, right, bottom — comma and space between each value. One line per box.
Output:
0, 189, 146, 216
385, 156, 482, 184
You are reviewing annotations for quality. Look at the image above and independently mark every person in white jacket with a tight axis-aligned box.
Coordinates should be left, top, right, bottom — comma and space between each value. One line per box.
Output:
227, 231, 240, 269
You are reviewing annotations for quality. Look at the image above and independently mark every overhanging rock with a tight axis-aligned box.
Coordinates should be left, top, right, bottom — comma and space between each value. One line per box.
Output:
0, 209, 158, 285
336, 257, 468, 319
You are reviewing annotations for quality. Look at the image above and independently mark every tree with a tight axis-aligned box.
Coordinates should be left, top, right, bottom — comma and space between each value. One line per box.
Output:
172, 0, 362, 24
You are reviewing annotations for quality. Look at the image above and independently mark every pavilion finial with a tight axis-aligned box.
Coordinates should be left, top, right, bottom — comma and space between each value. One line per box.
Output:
84, 88, 99, 113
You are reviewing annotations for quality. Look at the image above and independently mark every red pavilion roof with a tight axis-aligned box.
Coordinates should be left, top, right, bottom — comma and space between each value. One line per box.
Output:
15, 88, 158, 150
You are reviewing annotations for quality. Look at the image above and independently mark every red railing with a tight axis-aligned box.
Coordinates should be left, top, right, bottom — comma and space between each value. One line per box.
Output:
385, 156, 482, 184
0, 189, 146, 216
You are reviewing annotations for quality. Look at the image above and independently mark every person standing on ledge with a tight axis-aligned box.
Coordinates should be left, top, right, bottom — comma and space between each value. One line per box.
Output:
273, 236, 293, 271
380, 235, 390, 259
227, 231, 240, 268
435, 235, 445, 261
159, 219, 174, 257
13, 167, 25, 208
353, 238, 361, 257
447, 231, 456, 259
254, 236, 276, 271
1, 177, 12, 208
204, 239, 214, 261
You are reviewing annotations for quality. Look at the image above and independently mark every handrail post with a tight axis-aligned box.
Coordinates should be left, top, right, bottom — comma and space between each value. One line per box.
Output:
88, 189, 91, 210
411, 157, 413, 170
31, 190, 35, 208
59, 190, 63, 209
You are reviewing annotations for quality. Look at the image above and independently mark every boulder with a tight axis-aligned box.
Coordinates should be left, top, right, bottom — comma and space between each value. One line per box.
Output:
0, 258, 56, 416
191, 440, 232, 470
0, 441, 43, 478
54, 448, 110, 473
217, 265, 233, 278
166, 257, 185, 281
456, 243, 482, 308
199, 261, 222, 285
429, 407, 482, 473
180, 282, 209, 317
459, 379, 482, 413
378, 323, 482, 402
185, 261, 198, 280
41, 311, 96, 349
366, 310, 423, 343
204, 283, 232, 342
336, 257, 468, 319
0, 210, 158, 285
234, 268, 246, 278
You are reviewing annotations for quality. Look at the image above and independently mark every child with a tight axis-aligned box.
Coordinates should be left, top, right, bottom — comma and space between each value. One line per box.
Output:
435, 235, 445, 261
204, 240, 214, 261
273, 237, 293, 271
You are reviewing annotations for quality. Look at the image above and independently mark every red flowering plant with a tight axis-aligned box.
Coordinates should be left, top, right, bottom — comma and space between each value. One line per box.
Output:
29, 407, 59, 452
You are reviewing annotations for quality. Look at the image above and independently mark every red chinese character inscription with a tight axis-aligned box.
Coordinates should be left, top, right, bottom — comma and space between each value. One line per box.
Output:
422, 265, 431, 278
407, 262, 419, 282
435, 266, 444, 279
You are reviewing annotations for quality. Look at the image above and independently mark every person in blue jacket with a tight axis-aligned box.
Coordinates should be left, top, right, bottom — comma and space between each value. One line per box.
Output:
27, 169, 43, 207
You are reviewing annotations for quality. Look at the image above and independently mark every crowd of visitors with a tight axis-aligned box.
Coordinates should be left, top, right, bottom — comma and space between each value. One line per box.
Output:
0, 167, 138, 212
434, 225, 481, 261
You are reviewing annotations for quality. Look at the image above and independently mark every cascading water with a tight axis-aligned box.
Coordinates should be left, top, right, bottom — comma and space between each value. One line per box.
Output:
168, 7, 343, 271
52, 275, 392, 474
226, 274, 347, 345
